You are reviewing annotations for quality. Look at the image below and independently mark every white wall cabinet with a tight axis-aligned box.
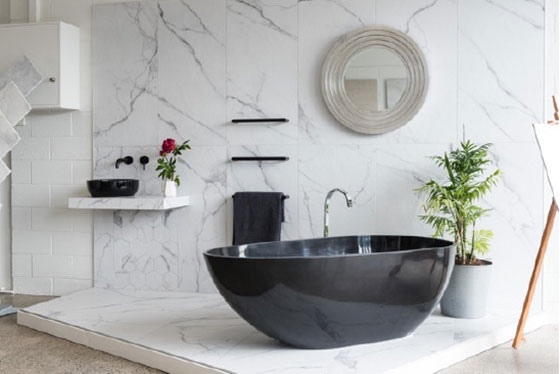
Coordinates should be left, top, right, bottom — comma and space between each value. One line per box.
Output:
0, 22, 80, 110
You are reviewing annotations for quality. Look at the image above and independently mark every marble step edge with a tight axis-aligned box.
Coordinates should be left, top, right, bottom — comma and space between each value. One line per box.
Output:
17, 311, 224, 374
17, 307, 554, 374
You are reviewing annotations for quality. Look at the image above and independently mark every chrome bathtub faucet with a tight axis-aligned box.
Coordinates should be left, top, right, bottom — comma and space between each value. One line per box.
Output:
324, 188, 354, 237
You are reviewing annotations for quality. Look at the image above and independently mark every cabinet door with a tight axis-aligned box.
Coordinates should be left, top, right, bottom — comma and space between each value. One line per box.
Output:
0, 24, 59, 107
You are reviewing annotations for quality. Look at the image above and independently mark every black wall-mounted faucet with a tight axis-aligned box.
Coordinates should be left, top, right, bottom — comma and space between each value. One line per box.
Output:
140, 156, 150, 170
115, 156, 134, 169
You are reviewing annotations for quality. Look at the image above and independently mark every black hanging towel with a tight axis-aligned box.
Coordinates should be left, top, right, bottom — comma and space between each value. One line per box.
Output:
232, 192, 285, 245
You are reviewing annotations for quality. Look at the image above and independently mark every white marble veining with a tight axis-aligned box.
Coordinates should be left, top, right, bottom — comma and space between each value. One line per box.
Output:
92, 146, 227, 292
91, 0, 548, 312
0, 81, 31, 125
0, 55, 43, 96
94, 146, 162, 196
68, 196, 191, 210
92, 1, 230, 292
374, 143, 451, 236
458, 0, 544, 142
157, 0, 227, 146
18, 288, 552, 374
172, 146, 227, 292
226, 0, 298, 145
92, 1, 160, 147
93, 0, 227, 148
94, 209, 186, 291
483, 142, 545, 310
298, 145, 377, 238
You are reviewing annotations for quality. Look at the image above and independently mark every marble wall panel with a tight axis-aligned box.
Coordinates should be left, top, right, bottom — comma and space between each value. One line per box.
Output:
458, 0, 545, 142
92, 2, 160, 147
298, 145, 376, 239
374, 143, 451, 237
92, 0, 548, 311
483, 142, 544, 310
157, 0, 227, 146
226, 0, 298, 145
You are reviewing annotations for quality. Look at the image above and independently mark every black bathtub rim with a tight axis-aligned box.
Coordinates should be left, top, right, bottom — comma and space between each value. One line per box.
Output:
204, 234, 455, 260
86, 178, 139, 183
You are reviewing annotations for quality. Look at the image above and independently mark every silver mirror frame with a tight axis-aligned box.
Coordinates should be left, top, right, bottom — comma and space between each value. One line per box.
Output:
321, 26, 429, 135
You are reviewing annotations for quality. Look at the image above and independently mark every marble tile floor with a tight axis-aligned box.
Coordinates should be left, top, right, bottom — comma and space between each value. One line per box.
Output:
3, 293, 555, 374
13, 288, 555, 374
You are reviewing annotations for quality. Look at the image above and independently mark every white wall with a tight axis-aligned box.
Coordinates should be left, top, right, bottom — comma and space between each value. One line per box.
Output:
83, 0, 556, 314
0, 0, 12, 291
7, 0, 96, 295
543, 0, 560, 318
2, 0, 558, 315
0, 0, 32, 291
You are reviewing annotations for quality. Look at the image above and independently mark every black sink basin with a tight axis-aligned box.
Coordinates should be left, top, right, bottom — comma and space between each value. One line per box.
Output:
87, 179, 139, 198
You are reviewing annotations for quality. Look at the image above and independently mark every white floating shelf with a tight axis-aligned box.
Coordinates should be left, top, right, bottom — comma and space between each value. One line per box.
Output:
68, 196, 190, 211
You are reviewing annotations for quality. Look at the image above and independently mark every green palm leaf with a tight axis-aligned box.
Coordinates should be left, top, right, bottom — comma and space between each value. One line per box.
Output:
416, 140, 500, 264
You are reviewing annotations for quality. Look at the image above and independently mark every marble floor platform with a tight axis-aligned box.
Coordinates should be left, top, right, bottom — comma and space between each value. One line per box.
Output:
17, 288, 552, 374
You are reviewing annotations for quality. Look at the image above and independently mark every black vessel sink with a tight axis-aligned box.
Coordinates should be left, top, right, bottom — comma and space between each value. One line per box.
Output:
87, 179, 139, 198
205, 235, 455, 349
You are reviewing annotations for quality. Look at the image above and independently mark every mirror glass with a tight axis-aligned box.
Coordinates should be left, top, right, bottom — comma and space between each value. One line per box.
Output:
343, 46, 408, 112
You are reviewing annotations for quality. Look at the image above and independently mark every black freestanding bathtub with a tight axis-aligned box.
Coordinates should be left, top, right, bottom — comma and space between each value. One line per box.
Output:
204, 235, 455, 349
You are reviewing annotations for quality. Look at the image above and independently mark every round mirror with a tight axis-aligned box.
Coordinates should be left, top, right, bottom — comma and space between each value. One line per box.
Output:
343, 46, 408, 112
322, 26, 428, 135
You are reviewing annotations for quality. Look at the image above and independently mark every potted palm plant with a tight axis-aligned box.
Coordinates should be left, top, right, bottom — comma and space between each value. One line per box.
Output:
417, 141, 500, 318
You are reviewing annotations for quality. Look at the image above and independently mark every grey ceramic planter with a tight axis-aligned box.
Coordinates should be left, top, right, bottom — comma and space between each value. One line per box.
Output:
440, 260, 492, 319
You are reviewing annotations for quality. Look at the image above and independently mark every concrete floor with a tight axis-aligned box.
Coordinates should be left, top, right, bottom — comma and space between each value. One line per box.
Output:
0, 293, 163, 374
1, 294, 558, 374
439, 324, 559, 374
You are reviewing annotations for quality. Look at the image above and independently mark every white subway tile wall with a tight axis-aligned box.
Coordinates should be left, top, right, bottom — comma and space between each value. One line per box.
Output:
12, 231, 51, 254
12, 109, 93, 295
11, 254, 32, 277
7, 0, 117, 295
13, 276, 53, 295
11, 207, 31, 230
31, 112, 72, 137
10, 160, 31, 184
8, 0, 96, 294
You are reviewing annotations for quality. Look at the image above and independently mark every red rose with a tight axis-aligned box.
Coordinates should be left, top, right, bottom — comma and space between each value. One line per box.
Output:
159, 150, 166, 156
161, 138, 176, 154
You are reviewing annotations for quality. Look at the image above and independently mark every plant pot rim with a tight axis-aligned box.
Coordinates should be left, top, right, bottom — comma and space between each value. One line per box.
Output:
454, 259, 493, 267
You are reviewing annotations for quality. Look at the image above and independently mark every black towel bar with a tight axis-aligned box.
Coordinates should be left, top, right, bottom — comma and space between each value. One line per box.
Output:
231, 156, 289, 162
231, 118, 289, 124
